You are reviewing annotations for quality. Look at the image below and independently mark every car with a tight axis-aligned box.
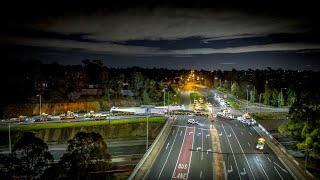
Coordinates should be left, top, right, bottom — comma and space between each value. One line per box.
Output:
187, 119, 198, 125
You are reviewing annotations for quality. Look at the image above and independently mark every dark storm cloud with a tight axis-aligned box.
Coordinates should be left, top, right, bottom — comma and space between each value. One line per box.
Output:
2, 7, 320, 56
1, 1, 320, 70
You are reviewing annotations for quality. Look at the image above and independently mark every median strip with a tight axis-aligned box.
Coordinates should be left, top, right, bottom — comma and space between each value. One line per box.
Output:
210, 125, 225, 179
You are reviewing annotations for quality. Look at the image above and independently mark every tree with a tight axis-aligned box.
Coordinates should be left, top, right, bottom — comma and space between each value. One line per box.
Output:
263, 85, 271, 105
142, 89, 151, 104
270, 89, 279, 107
278, 91, 285, 107
231, 82, 242, 98
287, 89, 296, 106
249, 90, 256, 103
7, 132, 53, 179
57, 132, 111, 179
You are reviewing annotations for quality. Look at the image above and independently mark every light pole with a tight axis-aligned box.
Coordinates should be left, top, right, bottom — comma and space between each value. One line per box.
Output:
8, 122, 11, 153
146, 114, 149, 151
37, 94, 42, 120
109, 110, 111, 139
246, 85, 249, 113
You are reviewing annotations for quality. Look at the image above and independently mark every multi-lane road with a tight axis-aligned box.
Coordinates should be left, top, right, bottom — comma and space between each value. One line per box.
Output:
144, 95, 294, 179
146, 115, 213, 180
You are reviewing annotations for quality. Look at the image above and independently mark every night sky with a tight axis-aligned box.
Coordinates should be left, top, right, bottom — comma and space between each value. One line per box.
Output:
1, 0, 320, 70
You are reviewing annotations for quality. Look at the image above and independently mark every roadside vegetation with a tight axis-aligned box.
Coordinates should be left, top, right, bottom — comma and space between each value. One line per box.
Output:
0, 131, 112, 179
0, 116, 165, 133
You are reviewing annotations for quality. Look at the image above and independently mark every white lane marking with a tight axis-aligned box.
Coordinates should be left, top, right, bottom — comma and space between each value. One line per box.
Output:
206, 134, 210, 138
227, 133, 231, 137
255, 156, 260, 163
267, 157, 271, 162
197, 147, 202, 151
158, 127, 180, 179
201, 129, 204, 160
259, 162, 270, 180
198, 132, 202, 136
240, 168, 247, 176
166, 143, 170, 150
223, 161, 228, 180
221, 123, 241, 179
171, 128, 188, 179
218, 132, 222, 136
200, 170, 202, 179
189, 131, 194, 136
228, 165, 233, 173
249, 132, 253, 136
186, 127, 195, 180
248, 142, 251, 147
273, 161, 288, 173
180, 130, 183, 136
274, 166, 284, 180
230, 126, 256, 180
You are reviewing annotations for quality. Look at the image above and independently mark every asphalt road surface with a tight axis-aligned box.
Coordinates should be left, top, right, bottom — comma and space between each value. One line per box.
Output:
211, 95, 294, 180
144, 97, 294, 179
146, 115, 213, 180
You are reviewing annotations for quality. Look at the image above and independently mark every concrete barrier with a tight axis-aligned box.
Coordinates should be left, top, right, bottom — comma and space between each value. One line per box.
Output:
128, 117, 175, 180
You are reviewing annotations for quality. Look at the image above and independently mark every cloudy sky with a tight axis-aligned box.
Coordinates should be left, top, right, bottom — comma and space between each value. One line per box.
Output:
1, 0, 320, 70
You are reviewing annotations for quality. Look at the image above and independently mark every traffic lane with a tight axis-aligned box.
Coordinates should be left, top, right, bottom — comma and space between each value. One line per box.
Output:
227, 120, 294, 180
200, 128, 214, 179
232, 120, 293, 180
189, 128, 206, 180
214, 121, 240, 180
172, 127, 195, 179
220, 121, 259, 180
146, 126, 185, 180
250, 125, 294, 180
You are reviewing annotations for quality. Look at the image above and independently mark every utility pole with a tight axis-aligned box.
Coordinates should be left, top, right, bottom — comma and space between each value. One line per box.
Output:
8, 122, 11, 153
37, 94, 42, 120
167, 91, 170, 116
109, 111, 111, 139
246, 86, 249, 113
146, 115, 149, 151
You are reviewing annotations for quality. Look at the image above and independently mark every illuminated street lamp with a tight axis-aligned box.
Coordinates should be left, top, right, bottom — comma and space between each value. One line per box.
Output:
37, 94, 42, 120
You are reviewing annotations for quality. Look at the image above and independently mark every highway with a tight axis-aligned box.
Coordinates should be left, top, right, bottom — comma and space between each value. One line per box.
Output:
143, 93, 294, 179
146, 115, 213, 180
211, 94, 294, 180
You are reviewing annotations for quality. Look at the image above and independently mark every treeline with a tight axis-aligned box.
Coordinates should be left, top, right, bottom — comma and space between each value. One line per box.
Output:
207, 68, 320, 107
0, 131, 112, 180
0, 59, 184, 117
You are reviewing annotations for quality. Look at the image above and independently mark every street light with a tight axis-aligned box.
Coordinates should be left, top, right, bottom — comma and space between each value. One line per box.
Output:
37, 94, 42, 120
8, 122, 11, 153
246, 85, 249, 113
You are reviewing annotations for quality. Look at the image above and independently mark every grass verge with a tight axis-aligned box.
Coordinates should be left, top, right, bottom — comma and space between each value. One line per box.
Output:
0, 116, 165, 133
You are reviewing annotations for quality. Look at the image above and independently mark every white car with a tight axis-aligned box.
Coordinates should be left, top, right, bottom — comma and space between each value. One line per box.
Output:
187, 119, 198, 125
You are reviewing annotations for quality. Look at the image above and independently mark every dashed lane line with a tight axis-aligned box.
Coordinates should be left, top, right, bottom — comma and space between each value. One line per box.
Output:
158, 127, 180, 179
